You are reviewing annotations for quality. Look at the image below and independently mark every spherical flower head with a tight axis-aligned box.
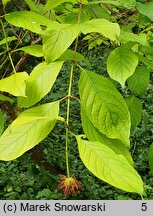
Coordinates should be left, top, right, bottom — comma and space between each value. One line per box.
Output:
58, 175, 82, 197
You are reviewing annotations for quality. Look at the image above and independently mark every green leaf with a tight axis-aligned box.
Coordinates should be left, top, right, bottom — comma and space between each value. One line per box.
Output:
125, 96, 142, 132
45, 0, 77, 10
119, 31, 149, 47
80, 19, 120, 41
0, 110, 5, 136
0, 72, 29, 97
107, 46, 138, 87
58, 49, 90, 65
0, 94, 14, 103
127, 66, 150, 95
0, 101, 61, 161
0, 36, 17, 46
18, 61, 63, 108
136, 2, 153, 21
148, 143, 153, 175
16, 45, 43, 57
81, 107, 133, 165
79, 69, 131, 146
5, 11, 59, 35
43, 24, 80, 62
76, 136, 143, 195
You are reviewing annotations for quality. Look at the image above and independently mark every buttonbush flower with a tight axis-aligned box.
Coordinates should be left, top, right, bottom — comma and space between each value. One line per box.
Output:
58, 175, 82, 197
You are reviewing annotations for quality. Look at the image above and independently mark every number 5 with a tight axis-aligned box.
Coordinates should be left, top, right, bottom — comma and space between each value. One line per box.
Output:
141, 203, 147, 211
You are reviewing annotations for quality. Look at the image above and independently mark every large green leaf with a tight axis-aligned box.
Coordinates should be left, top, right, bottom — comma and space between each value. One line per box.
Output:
81, 107, 133, 165
18, 61, 63, 108
107, 46, 138, 87
5, 11, 59, 35
125, 96, 142, 132
80, 19, 120, 41
79, 69, 131, 146
0, 101, 61, 161
76, 136, 143, 195
16, 45, 43, 57
148, 143, 153, 175
43, 24, 80, 62
127, 66, 150, 95
0, 72, 29, 97
136, 2, 153, 21
0, 110, 5, 136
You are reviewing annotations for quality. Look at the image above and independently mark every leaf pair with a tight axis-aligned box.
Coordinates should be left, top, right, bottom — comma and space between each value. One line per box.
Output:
5, 11, 120, 63
77, 69, 143, 195
0, 61, 63, 108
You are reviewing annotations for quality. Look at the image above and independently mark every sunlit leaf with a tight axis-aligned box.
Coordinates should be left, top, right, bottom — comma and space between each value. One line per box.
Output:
43, 24, 80, 62
16, 45, 43, 57
76, 135, 143, 195
80, 19, 120, 41
107, 46, 138, 87
0, 72, 29, 97
5, 11, 59, 35
0, 101, 61, 160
